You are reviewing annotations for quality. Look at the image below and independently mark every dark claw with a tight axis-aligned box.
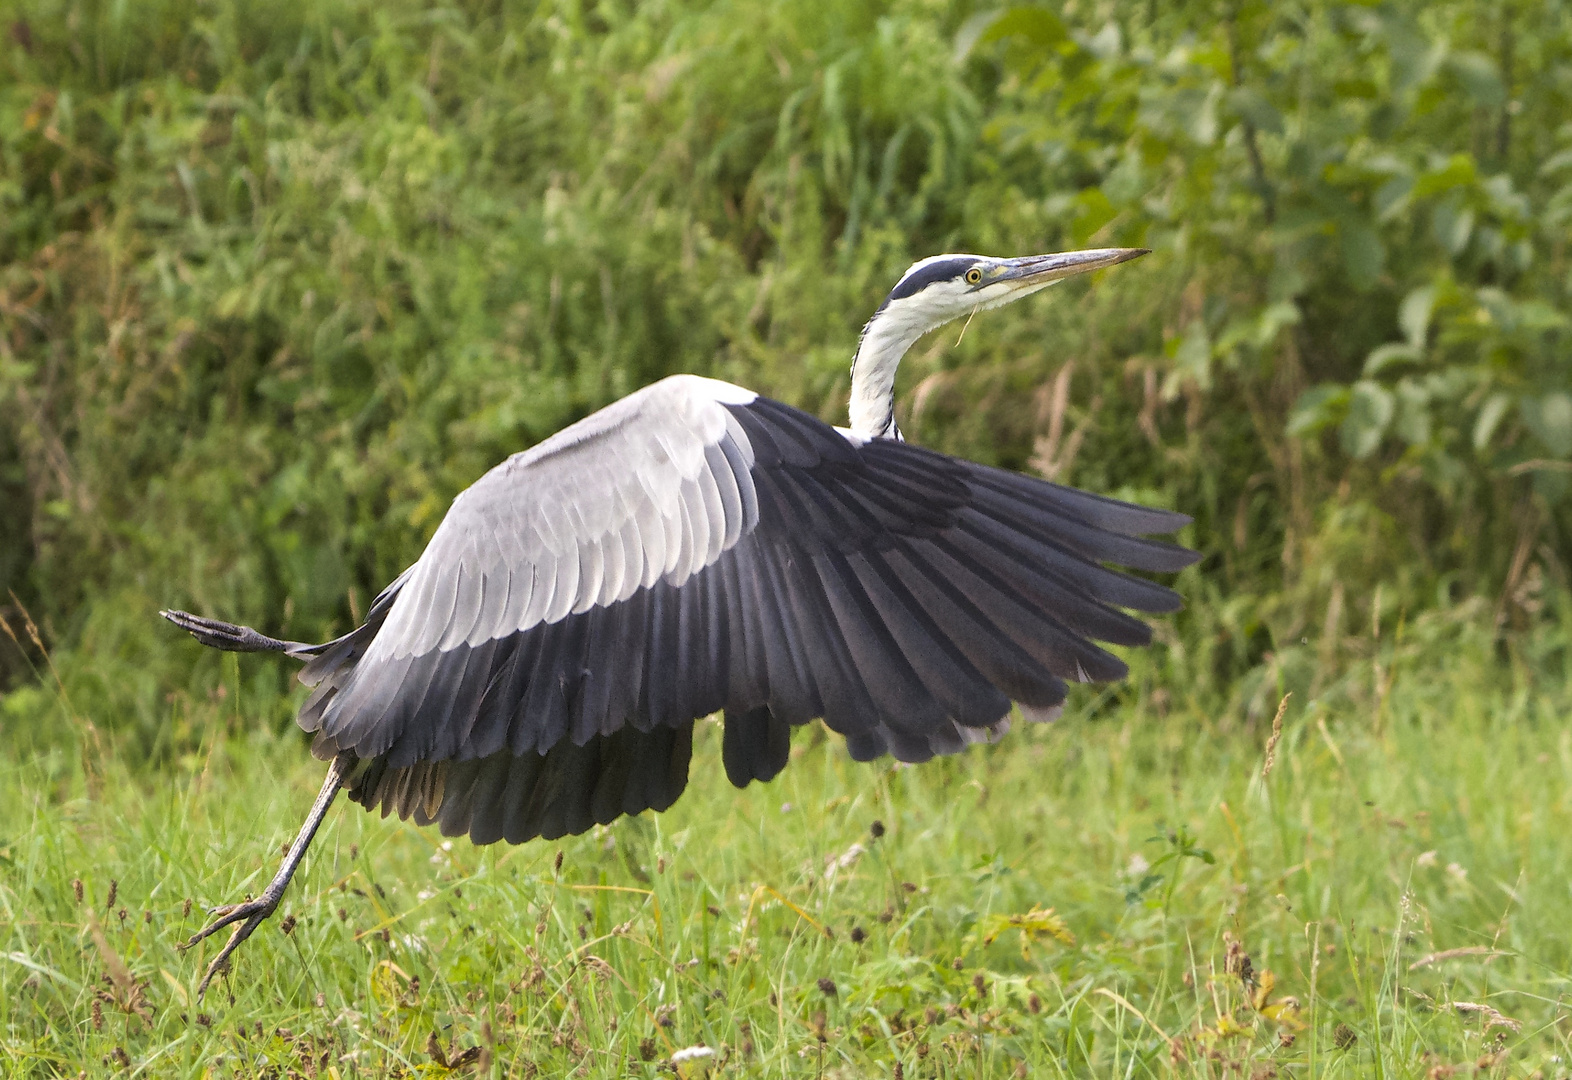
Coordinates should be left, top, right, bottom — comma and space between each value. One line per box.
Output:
182, 896, 279, 998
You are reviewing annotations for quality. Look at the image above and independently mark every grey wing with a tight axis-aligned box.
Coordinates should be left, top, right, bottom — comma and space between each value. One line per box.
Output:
303, 374, 759, 759
301, 374, 1198, 845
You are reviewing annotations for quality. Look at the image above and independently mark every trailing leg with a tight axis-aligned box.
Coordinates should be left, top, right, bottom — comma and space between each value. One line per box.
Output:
183, 755, 351, 997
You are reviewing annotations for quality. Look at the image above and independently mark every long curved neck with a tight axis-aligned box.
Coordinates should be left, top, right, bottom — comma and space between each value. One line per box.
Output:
848, 301, 934, 439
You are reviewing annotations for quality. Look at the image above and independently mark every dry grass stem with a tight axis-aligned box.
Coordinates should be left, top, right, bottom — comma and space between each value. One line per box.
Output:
1261, 692, 1290, 779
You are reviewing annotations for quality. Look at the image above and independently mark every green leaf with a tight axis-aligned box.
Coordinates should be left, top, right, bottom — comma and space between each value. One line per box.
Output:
1413, 154, 1478, 198
1394, 379, 1432, 445
1340, 380, 1394, 459
1227, 88, 1284, 135
1432, 199, 1474, 255
1523, 393, 1572, 458
1374, 174, 1414, 221
1540, 148, 1572, 176
1473, 393, 1512, 452
1254, 301, 1301, 347
1070, 187, 1117, 245
954, 7, 1069, 61
1399, 284, 1436, 348
1288, 384, 1350, 438
1444, 51, 1506, 108
1341, 221, 1385, 291
1173, 322, 1213, 392
1363, 342, 1421, 376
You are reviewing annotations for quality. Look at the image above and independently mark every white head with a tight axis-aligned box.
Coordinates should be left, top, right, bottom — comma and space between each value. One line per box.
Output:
848, 247, 1149, 439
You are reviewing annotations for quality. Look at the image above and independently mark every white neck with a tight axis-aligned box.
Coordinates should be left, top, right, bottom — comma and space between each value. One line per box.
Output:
847, 301, 935, 438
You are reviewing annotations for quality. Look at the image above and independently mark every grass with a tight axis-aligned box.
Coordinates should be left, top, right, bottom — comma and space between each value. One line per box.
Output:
2, 611, 1571, 1079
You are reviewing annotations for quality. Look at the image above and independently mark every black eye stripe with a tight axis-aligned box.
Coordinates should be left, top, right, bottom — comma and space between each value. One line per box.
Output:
882, 258, 978, 304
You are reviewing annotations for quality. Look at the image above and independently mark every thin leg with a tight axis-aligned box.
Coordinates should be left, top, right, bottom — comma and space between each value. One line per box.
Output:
184, 755, 352, 997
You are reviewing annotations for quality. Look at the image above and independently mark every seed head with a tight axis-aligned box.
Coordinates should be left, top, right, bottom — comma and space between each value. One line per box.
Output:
553, 850, 563, 874
850, 926, 867, 944
1261, 693, 1291, 780
105, 880, 117, 911
870, 820, 885, 839
817, 977, 837, 997
72, 879, 83, 905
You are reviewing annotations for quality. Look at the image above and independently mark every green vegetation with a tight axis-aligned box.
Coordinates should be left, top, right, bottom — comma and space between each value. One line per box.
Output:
1, 0, 1569, 1075
5, 609, 1572, 1076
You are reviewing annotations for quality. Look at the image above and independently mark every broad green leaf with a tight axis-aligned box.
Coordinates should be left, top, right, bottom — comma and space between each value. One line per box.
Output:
1341, 221, 1385, 291
1432, 199, 1474, 255
1375, 173, 1414, 221
1540, 148, 1572, 176
1473, 393, 1512, 452
1071, 187, 1117, 245
1445, 51, 1506, 107
1523, 393, 1572, 458
1399, 284, 1436, 347
1254, 301, 1301, 346
1394, 379, 1432, 445
1340, 380, 1395, 458
1173, 322, 1213, 392
1287, 384, 1350, 438
954, 7, 1069, 61
1228, 87, 1284, 135
1364, 342, 1422, 376
1413, 154, 1478, 198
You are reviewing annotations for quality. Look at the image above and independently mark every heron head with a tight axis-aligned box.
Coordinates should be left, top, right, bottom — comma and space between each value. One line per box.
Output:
875, 247, 1149, 331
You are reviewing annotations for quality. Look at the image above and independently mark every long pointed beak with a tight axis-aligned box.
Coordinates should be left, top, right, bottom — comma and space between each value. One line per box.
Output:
995, 247, 1149, 289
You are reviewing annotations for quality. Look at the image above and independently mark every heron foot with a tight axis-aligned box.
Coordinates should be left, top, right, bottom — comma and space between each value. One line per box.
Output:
181, 894, 280, 998
159, 609, 292, 653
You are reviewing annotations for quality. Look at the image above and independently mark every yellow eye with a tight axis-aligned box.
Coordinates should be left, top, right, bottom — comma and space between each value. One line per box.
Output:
965, 267, 983, 285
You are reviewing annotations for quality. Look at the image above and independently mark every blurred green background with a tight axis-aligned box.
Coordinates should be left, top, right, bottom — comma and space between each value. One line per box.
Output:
1, 0, 1568, 751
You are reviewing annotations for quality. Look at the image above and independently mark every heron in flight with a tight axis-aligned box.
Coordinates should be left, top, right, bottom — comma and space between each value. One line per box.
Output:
165, 246, 1195, 994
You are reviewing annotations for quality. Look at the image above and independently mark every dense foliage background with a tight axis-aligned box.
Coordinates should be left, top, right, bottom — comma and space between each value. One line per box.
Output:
2, 0, 1569, 754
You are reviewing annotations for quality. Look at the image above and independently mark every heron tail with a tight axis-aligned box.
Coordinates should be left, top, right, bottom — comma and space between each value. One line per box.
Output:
160, 609, 316, 657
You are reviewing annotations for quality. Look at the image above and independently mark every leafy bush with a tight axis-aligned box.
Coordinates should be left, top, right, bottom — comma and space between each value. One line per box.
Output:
0, 0, 1566, 755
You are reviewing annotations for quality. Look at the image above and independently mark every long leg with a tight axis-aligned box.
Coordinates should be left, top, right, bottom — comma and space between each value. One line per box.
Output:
184, 755, 352, 997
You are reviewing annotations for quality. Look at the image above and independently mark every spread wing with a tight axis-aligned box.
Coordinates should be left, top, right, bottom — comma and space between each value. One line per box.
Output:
300, 374, 1197, 843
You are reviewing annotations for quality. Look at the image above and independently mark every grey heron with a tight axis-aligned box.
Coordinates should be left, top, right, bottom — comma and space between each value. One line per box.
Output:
164, 246, 1196, 994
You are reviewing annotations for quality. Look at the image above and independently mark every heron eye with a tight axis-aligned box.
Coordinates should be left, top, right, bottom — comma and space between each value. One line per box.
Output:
965, 267, 983, 285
